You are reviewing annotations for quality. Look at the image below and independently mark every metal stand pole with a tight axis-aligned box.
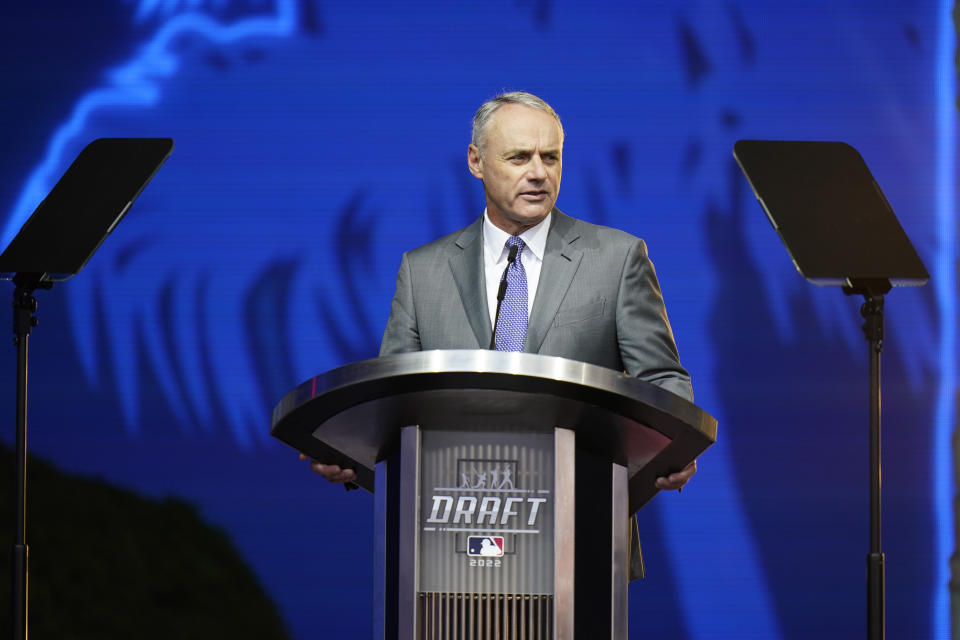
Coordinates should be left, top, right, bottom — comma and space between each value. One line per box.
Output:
11, 274, 49, 640
861, 293, 885, 640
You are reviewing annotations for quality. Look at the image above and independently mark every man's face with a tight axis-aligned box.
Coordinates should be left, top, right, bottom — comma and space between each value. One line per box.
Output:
468, 103, 563, 235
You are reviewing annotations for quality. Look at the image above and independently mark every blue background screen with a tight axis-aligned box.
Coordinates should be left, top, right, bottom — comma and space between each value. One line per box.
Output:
1, 2, 953, 638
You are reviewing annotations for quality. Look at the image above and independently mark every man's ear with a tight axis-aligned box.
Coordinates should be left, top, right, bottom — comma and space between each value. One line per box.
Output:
467, 144, 484, 179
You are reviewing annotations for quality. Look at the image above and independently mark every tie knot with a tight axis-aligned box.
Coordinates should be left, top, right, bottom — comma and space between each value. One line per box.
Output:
505, 236, 525, 260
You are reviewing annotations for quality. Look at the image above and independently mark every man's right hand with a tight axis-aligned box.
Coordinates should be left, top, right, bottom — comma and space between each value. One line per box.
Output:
300, 453, 358, 483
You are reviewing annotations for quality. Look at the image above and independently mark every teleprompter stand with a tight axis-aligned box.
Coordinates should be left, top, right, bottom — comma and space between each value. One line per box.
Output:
272, 350, 717, 639
734, 140, 929, 640
0, 138, 173, 640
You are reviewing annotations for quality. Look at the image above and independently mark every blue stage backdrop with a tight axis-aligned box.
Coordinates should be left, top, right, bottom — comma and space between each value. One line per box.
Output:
1, 2, 954, 638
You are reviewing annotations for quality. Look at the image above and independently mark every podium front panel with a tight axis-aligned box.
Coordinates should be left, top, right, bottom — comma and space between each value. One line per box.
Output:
418, 429, 556, 595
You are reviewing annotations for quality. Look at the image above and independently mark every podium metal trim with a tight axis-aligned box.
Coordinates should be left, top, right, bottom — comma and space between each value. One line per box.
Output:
554, 428, 575, 638
272, 350, 716, 512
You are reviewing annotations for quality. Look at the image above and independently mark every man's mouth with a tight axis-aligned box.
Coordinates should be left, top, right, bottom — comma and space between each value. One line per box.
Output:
519, 190, 548, 200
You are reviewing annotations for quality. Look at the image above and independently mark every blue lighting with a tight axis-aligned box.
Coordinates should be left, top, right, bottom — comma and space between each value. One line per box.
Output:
1, 0, 297, 250
934, 1, 956, 637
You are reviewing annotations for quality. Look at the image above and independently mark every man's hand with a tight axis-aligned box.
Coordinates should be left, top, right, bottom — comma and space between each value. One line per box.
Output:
655, 460, 696, 492
300, 454, 357, 483
301, 454, 696, 490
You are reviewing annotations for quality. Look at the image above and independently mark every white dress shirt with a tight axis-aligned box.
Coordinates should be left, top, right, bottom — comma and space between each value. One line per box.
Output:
482, 210, 551, 328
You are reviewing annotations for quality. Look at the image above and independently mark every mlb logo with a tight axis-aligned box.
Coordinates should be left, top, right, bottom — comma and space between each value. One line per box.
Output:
467, 536, 504, 557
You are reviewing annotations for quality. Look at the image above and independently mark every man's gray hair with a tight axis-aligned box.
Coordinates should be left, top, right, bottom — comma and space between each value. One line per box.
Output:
471, 91, 564, 152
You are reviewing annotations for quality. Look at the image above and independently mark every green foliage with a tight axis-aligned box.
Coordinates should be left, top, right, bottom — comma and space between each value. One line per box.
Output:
0, 446, 289, 639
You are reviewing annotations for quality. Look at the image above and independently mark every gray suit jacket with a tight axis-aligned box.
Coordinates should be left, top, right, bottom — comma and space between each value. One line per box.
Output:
379, 209, 692, 401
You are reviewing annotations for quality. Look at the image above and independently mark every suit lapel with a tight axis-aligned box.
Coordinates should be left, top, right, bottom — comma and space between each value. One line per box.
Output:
526, 210, 583, 353
448, 218, 491, 348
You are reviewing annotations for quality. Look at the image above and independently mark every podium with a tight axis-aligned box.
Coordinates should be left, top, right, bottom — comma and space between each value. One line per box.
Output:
271, 350, 717, 639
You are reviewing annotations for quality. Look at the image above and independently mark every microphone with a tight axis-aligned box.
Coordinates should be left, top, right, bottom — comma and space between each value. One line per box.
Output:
489, 244, 519, 349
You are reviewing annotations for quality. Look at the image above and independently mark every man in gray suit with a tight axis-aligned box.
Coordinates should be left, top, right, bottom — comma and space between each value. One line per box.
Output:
308, 91, 696, 492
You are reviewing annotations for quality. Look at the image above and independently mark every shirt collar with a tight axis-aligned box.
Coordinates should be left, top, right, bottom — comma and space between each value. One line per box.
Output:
482, 209, 552, 264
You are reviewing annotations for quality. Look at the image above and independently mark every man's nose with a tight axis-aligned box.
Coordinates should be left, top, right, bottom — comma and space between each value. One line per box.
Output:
526, 155, 547, 180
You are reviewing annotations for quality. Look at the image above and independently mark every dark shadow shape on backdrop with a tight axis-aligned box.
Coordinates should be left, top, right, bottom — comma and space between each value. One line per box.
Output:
247, 258, 303, 417
0, 445, 290, 639
315, 190, 381, 364
677, 18, 711, 89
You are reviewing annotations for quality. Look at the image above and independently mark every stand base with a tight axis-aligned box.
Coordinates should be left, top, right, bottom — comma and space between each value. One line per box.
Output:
12, 543, 27, 636
867, 552, 885, 640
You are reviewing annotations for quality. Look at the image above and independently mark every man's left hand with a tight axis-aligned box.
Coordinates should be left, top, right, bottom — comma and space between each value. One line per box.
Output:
655, 460, 697, 491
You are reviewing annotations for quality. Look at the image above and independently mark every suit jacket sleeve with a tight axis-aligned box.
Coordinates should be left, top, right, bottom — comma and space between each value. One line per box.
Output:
616, 238, 693, 401
379, 251, 421, 356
